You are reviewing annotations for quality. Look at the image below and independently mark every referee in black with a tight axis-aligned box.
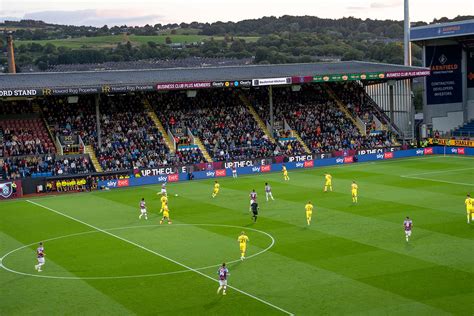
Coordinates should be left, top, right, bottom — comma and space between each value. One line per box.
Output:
251, 201, 259, 222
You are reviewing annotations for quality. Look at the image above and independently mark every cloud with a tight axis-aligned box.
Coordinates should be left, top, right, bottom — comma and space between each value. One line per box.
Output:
3, 9, 164, 26
347, 6, 367, 11
370, 0, 401, 9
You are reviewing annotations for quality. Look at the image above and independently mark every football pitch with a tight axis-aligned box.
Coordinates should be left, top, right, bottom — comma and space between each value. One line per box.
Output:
1, 155, 473, 315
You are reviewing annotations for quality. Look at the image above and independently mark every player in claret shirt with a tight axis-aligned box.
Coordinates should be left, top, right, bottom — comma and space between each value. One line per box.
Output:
217, 263, 229, 295
139, 198, 148, 220
160, 183, 167, 196
403, 216, 413, 242
249, 189, 257, 212
34, 242, 45, 272
265, 183, 274, 201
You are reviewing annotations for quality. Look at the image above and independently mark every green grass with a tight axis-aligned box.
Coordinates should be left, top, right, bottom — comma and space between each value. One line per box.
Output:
1, 155, 473, 315
15, 34, 260, 49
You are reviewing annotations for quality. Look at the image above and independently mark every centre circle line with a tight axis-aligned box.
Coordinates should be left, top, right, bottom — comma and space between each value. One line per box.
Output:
0, 223, 275, 280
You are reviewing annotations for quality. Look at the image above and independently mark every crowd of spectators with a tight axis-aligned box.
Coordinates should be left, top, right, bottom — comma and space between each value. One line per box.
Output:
94, 95, 170, 171
0, 155, 93, 179
249, 85, 393, 153
1, 101, 56, 157
41, 96, 97, 145
1, 83, 398, 180
150, 90, 279, 162
330, 82, 391, 133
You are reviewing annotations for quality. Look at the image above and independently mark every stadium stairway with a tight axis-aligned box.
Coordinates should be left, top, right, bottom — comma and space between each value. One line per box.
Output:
194, 137, 213, 162
237, 93, 276, 143
85, 145, 103, 172
143, 99, 175, 153
290, 130, 312, 154
326, 86, 366, 135
34, 102, 61, 153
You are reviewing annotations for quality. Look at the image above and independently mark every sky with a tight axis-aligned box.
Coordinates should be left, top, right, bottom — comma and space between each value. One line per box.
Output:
0, 0, 473, 26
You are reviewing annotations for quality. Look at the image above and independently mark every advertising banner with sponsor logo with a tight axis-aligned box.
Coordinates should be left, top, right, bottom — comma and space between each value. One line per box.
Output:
0, 180, 22, 199
313, 72, 385, 83
385, 70, 430, 79
357, 147, 400, 156
211, 80, 252, 88
252, 78, 292, 87
98, 147, 473, 190
430, 138, 474, 148
139, 167, 176, 177
425, 45, 463, 105
156, 82, 212, 90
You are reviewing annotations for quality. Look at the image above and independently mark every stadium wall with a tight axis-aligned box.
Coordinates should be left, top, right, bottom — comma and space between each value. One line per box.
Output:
97, 147, 474, 190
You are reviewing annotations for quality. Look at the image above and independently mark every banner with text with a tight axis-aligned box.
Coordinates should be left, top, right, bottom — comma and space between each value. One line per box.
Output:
425, 45, 463, 105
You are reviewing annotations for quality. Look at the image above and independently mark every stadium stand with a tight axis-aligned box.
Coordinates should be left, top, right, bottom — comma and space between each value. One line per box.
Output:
0, 84, 402, 179
0, 101, 56, 157
452, 120, 474, 138
248, 85, 393, 153
149, 90, 280, 161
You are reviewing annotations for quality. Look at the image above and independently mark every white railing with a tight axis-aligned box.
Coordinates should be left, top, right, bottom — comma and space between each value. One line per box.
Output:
55, 135, 64, 155
167, 129, 176, 151
78, 135, 85, 154
187, 127, 196, 144
356, 117, 367, 136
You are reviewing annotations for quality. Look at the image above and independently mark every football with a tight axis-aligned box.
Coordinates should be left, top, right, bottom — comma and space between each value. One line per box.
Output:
175, 194, 178, 197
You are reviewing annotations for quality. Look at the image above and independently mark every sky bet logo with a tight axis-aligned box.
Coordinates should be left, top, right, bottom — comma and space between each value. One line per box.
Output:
261, 165, 271, 172
216, 169, 226, 177
167, 174, 179, 182
206, 171, 215, 177
106, 180, 117, 188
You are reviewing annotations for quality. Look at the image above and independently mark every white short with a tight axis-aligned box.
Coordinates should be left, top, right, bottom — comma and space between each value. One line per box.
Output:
141, 208, 147, 214
405, 230, 412, 237
37, 257, 45, 264
161, 189, 167, 195
219, 279, 227, 286
250, 200, 256, 205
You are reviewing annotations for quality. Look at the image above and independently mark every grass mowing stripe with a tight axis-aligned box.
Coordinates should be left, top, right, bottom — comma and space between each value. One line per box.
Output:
26, 200, 294, 316
399, 176, 474, 187
401, 167, 474, 176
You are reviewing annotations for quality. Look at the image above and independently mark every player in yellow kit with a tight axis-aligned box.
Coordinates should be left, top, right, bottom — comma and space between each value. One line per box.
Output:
212, 181, 220, 198
465, 194, 473, 223
160, 203, 171, 224
305, 201, 313, 226
351, 181, 358, 204
282, 165, 290, 181
160, 193, 168, 213
238, 231, 249, 260
324, 173, 332, 192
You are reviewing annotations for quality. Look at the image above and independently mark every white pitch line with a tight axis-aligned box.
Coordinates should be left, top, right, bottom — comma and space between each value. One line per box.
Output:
0, 224, 275, 280
25, 200, 293, 316
401, 167, 474, 177
400, 175, 474, 186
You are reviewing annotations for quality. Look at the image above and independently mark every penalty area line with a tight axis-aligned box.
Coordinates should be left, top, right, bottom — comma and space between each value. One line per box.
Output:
25, 200, 293, 316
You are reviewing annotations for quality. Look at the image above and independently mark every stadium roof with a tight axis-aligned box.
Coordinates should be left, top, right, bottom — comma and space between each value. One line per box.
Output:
410, 19, 474, 42
0, 61, 429, 97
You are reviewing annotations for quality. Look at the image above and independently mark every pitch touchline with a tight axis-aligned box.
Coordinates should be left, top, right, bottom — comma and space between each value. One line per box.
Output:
0, 224, 275, 280
24, 200, 293, 316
